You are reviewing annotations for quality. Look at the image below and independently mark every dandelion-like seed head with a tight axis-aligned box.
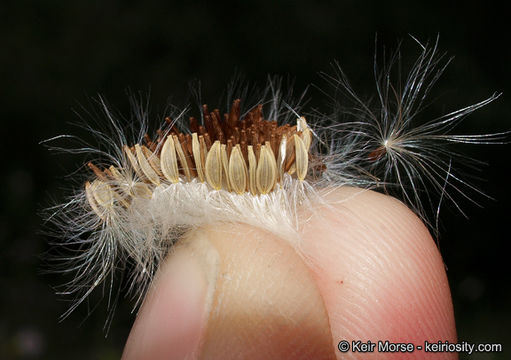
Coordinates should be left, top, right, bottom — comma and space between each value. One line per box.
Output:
44, 39, 506, 327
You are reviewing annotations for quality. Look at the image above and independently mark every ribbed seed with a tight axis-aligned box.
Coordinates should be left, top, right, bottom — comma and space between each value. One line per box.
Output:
297, 116, 312, 153
301, 128, 312, 151
85, 181, 104, 218
141, 145, 162, 176
247, 145, 257, 195
91, 180, 114, 208
205, 141, 222, 190
85, 179, 116, 220
103, 166, 130, 207
199, 136, 208, 179
160, 135, 180, 183
228, 145, 248, 194
192, 133, 205, 182
220, 144, 231, 191
112, 192, 129, 208
294, 134, 308, 180
285, 136, 296, 175
124, 145, 143, 178
108, 165, 122, 181
297, 116, 308, 132
173, 135, 192, 182
130, 182, 153, 199
277, 135, 287, 182
135, 144, 160, 185
256, 145, 277, 194
265, 141, 276, 166
106, 166, 130, 206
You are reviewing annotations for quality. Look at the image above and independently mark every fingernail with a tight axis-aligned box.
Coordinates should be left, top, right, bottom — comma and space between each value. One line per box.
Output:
123, 236, 217, 360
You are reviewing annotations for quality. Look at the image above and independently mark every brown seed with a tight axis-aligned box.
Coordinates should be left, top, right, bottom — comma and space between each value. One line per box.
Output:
87, 162, 107, 181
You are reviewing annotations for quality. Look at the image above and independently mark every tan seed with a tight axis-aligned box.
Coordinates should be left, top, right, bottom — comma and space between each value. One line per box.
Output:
301, 128, 312, 151
277, 135, 287, 182
192, 133, 205, 182
135, 144, 160, 185
85, 181, 104, 218
141, 145, 162, 176
160, 135, 180, 183
173, 135, 192, 182
220, 144, 231, 191
248, 145, 257, 195
123, 145, 143, 179
228, 145, 248, 194
294, 134, 308, 180
256, 145, 277, 194
205, 141, 222, 190
130, 182, 153, 199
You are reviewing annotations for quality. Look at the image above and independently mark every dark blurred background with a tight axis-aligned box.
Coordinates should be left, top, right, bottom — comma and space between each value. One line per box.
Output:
1, 1, 509, 359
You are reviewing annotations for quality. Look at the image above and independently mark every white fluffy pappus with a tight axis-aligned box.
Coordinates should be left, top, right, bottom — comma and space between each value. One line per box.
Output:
43, 39, 506, 327
315, 38, 505, 232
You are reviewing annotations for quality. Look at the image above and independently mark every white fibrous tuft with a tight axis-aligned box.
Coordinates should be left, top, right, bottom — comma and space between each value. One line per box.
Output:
315, 38, 505, 231
44, 40, 505, 323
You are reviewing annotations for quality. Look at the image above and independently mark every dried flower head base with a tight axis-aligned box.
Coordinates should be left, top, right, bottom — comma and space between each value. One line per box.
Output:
85, 100, 313, 222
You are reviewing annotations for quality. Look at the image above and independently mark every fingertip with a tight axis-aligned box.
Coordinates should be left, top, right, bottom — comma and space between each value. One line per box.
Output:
300, 187, 457, 359
196, 224, 336, 359
123, 225, 337, 359
122, 243, 212, 360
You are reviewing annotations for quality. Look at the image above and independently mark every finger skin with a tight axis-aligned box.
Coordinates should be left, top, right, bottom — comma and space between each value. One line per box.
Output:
122, 245, 210, 360
124, 187, 457, 359
300, 187, 457, 359
124, 225, 336, 360
197, 225, 336, 359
